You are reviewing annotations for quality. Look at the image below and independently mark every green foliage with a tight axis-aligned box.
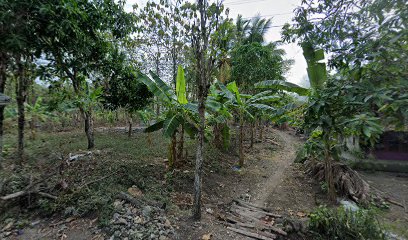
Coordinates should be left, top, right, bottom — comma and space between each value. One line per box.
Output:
301, 42, 327, 90
176, 65, 188, 105
230, 42, 288, 91
255, 80, 309, 96
309, 206, 386, 240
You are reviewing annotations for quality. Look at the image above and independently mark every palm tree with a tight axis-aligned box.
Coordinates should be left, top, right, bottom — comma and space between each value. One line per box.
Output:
246, 15, 272, 44
235, 14, 250, 44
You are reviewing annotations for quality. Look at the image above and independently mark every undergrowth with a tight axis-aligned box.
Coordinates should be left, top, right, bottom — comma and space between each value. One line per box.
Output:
309, 205, 386, 240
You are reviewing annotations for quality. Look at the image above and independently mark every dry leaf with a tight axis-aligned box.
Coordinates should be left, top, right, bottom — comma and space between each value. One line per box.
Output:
296, 211, 307, 217
202, 233, 212, 240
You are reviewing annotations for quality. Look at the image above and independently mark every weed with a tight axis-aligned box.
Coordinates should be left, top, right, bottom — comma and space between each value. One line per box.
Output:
309, 205, 386, 240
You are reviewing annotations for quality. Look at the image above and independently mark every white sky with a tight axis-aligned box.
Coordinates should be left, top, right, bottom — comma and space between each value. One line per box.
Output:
125, 0, 308, 86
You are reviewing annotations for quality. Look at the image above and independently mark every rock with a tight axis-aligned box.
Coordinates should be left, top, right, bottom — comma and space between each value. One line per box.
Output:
128, 186, 143, 198
164, 219, 171, 227
117, 218, 128, 225
339, 199, 359, 212
114, 230, 121, 237
2, 222, 13, 231
142, 206, 153, 217
113, 213, 120, 220
159, 236, 169, 240
134, 216, 144, 224
205, 208, 214, 214
113, 200, 123, 210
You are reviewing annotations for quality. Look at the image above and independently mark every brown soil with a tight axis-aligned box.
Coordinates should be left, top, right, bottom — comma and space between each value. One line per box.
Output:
175, 127, 322, 240
5, 127, 407, 240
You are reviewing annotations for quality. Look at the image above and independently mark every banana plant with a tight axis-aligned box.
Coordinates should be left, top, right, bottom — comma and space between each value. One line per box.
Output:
137, 108, 155, 143
25, 97, 53, 140
218, 81, 276, 167
206, 81, 235, 150
138, 66, 198, 169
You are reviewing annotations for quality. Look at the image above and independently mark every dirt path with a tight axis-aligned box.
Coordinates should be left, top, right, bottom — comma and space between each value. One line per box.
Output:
251, 129, 300, 206
178, 128, 311, 240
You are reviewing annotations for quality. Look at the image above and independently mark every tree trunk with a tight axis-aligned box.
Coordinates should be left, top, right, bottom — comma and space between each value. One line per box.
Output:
168, 132, 177, 169
83, 110, 94, 150
29, 119, 36, 140
239, 114, 244, 167
177, 124, 184, 163
213, 124, 222, 149
16, 57, 28, 163
128, 113, 133, 138
193, 100, 205, 220
250, 121, 254, 148
0, 53, 7, 169
259, 121, 263, 141
324, 133, 335, 201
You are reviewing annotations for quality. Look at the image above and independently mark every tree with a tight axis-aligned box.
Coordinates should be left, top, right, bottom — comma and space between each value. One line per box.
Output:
225, 82, 278, 167
231, 42, 290, 92
0, 0, 42, 162
184, 0, 227, 220
283, 0, 408, 129
102, 49, 152, 137
38, 0, 134, 149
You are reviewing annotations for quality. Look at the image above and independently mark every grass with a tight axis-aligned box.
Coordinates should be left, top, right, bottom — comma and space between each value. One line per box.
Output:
1, 127, 230, 228
1, 129, 174, 225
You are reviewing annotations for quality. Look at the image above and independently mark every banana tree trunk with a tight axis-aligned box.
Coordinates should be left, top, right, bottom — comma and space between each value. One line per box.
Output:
259, 120, 263, 141
168, 132, 177, 169
239, 113, 244, 167
177, 125, 184, 163
213, 124, 222, 149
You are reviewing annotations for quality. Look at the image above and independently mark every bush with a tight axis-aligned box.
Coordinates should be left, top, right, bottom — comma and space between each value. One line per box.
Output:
309, 206, 386, 240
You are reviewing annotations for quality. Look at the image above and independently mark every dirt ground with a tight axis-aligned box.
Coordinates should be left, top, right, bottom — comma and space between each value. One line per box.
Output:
361, 171, 408, 238
2, 127, 408, 239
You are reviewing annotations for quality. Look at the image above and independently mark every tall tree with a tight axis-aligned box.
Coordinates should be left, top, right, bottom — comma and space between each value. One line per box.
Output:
185, 0, 227, 220
0, 0, 41, 162
38, 0, 134, 149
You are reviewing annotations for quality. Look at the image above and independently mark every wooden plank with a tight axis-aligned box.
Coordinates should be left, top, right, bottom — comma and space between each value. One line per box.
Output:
234, 204, 281, 218
234, 199, 282, 217
227, 227, 275, 240
231, 208, 287, 236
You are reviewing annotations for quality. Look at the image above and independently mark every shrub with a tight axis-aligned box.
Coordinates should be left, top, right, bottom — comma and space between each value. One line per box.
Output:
309, 206, 386, 240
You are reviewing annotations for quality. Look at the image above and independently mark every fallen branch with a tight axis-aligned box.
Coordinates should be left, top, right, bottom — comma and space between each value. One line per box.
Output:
117, 191, 145, 208
384, 197, 404, 208
1, 190, 26, 200
38, 192, 58, 200
227, 226, 275, 240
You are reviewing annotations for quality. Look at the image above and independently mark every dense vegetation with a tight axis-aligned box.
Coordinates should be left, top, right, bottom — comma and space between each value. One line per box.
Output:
0, 0, 406, 239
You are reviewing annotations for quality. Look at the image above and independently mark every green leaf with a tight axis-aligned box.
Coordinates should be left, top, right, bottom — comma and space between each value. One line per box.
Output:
137, 72, 172, 103
176, 65, 188, 104
163, 114, 182, 137
226, 81, 242, 104
145, 120, 165, 133
255, 80, 309, 96
149, 71, 177, 101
